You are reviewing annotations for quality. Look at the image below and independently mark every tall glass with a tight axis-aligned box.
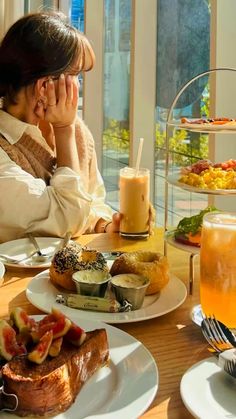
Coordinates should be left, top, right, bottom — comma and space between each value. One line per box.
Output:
119, 167, 150, 239
200, 212, 236, 328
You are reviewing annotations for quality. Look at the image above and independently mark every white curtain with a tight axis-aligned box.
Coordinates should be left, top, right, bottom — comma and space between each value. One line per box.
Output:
0, 0, 24, 39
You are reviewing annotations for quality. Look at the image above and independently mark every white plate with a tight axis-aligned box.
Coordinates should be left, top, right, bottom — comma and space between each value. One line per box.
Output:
0, 261, 5, 278
190, 304, 204, 326
180, 357, 236, 419
1, 315, 158, 419
165, 230, 200, 255
167, 174, 236, 195
0, 237, 65, 268
180, 122, 236, 132
0, 261, 5, 286
168, 119, 236, 132
26, 269, 187, 324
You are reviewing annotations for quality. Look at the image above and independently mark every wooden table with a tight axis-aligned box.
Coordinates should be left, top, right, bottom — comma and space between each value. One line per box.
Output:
0, 229, 209, 419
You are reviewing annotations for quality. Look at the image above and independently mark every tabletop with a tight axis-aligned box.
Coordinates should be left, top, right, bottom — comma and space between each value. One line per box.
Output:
0, 228, 209, 419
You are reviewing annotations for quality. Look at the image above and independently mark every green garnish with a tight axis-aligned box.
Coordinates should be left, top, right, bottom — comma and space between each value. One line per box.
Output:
175, 206, 218, 237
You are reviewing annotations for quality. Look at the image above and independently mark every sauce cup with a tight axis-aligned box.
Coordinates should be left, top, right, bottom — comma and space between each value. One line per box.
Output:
110, 273, 150, 310
72, 270, 111, 297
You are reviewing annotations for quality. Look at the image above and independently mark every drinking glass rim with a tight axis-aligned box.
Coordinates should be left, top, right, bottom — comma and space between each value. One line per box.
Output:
120, 167, 150, 174
203, 211, 236, 226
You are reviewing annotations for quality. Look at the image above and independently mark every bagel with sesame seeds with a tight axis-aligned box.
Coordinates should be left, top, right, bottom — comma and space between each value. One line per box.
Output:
49, 243, 108, 291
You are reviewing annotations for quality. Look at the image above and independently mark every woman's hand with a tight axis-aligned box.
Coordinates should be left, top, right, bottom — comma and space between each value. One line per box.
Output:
39, 74, 80, 172
95, 213, 120, 234
44, 74, 79, 127
104, 204, 155, 235
105, 213, 121, 233
148, 203, 156, 235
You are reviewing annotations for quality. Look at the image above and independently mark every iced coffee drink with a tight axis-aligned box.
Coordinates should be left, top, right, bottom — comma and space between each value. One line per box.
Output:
119, 167, 150, 238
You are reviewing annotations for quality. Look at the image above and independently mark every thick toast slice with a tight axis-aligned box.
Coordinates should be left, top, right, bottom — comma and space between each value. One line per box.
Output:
2, 328, 109, 417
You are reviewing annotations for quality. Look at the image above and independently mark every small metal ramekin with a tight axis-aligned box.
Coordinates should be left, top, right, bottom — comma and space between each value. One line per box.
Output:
72, 270, 111, 297
110, 274, 150, 310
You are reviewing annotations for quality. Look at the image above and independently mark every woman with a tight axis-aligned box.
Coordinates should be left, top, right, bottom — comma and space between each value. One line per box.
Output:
0, 11, 120, 243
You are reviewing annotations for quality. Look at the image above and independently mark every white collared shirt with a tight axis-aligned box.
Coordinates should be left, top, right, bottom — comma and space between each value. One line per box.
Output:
0, 110, 112, 242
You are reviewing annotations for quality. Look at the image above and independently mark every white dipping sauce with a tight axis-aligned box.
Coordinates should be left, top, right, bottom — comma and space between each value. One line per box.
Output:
111, 274, 148, 288
73, 270, 110, 284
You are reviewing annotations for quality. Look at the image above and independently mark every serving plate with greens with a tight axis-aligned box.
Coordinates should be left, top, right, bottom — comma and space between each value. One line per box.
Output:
168, 206, 218, 249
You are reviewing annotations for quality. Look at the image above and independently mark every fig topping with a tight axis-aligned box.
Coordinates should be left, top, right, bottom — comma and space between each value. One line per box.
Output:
65, 322, 86, 346
49, 337, 63, 357
10, 307, 36, 333
28, 330, 53, 364
0, 319, 26, 361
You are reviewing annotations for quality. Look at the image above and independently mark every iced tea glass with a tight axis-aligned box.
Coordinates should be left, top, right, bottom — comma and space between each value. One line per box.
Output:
200, 212, 236, 328
119, 167, 150, 239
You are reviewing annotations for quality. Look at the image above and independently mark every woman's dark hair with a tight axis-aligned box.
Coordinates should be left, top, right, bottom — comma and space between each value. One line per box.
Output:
0, 11, 95, 102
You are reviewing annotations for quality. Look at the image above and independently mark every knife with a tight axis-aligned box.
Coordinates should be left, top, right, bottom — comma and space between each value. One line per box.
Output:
60, 231, 72, 249
27, 233, 43, 257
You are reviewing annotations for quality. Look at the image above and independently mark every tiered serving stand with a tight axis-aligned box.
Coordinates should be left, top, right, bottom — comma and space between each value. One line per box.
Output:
163, 67, 236, 294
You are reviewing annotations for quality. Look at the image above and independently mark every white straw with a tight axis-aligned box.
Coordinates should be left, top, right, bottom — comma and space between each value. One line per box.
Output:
135, 137, 144, 176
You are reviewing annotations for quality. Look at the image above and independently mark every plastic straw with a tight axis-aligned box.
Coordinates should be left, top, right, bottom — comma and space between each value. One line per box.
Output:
135, 137, 144, 176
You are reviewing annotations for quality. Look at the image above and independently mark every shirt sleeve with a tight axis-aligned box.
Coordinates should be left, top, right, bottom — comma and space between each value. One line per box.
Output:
83, 147, 113, 233
0, 148, 112, 242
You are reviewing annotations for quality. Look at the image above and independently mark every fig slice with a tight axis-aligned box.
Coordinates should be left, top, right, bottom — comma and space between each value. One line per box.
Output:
10, 307, 36, 333
28, 330, 53, 364
30, 321, 55, 343
65, 322, 86, 346
0, 319, 26, 361
49, 337, 63, 357
38, 313, 56, 327
52, 317, 72, 339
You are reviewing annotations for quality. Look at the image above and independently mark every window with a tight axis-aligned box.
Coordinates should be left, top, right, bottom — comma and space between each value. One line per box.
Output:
155, 0, 210, 226
102, 0, 131, 210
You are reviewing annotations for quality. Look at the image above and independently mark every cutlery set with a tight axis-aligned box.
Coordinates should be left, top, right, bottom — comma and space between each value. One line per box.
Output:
0, 232, 72, 265
201, 315, 236, 379
27, 233, 53, 262
0, 251, 40, 264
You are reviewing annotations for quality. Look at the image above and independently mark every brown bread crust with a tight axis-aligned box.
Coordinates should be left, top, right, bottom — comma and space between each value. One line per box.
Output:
2, 329, 109, 417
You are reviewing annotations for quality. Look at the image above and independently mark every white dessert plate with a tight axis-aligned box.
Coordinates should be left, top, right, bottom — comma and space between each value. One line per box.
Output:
190, 304, 204, 326
168, 119, 236, 132
167, 174, 236, 195
0, 261, 5, 278
180, 122, 236, 131
0, 261, 5, 286
0, 237, 64, 268
165, 230, 200, 255
26, 268, 187, 324
180, 357, 236, 419
1, 315, 158, 419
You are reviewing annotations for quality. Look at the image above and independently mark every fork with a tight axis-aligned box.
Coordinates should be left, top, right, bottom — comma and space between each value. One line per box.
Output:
201, 315, 236, 378
27, 233, 52, 262
201, 315, 236, 353
0, 251, 39, 264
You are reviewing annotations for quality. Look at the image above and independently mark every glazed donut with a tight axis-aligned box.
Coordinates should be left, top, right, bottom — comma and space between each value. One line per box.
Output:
110, 251, 169, 295
49, 244, 108, 291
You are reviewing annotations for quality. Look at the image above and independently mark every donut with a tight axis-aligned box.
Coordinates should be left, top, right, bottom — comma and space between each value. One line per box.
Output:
49, 243, 108, 291
110, 251, 169, 295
